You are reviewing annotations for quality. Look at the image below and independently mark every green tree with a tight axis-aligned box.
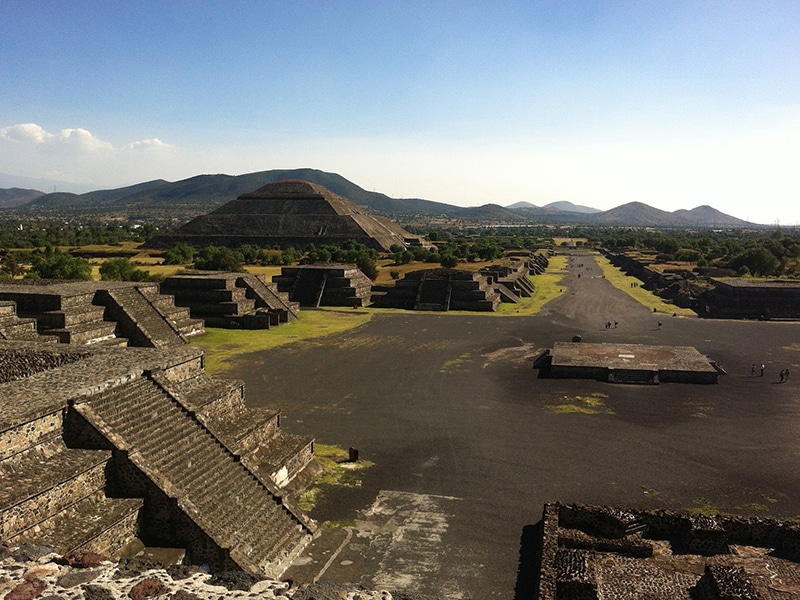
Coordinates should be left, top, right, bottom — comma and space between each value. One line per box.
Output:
163, 243, 194, 265
194, 246, 244, 271
29, 247, 92, 280
440, 253, 459, 269
731, 247, 779, 277
356, 255, 378, 280
99, 257, 152, 281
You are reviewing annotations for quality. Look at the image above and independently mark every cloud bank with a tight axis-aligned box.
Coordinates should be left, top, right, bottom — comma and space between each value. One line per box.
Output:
0, 123, 177, 188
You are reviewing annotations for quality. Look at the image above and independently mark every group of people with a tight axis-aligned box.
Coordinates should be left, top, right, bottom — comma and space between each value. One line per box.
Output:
751, 363, 791, 382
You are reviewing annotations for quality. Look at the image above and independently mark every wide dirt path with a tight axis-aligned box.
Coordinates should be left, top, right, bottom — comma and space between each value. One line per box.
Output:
226, 252, 800, 599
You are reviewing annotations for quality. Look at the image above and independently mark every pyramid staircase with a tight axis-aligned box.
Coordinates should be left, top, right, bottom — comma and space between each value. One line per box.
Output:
74, 375, 314, 575
95, 286, 189, 348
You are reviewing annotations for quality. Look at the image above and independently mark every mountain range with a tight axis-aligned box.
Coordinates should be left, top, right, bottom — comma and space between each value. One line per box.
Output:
0, 168, 756, 228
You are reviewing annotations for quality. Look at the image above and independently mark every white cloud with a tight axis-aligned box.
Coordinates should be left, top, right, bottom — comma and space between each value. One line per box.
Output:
0, 123, 179, 188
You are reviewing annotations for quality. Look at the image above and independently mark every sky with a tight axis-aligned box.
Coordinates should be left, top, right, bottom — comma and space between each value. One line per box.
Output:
1, 1, 799, 225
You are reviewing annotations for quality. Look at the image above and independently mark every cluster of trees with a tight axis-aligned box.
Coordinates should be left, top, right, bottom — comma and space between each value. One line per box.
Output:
591, 228, 800, 277
0, 221, 157, 248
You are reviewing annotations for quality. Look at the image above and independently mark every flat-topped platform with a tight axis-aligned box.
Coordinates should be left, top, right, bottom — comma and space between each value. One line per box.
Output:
546, 341, 718, 384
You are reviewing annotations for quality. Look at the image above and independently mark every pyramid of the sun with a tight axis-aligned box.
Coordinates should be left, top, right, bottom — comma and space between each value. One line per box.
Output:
145, 179, 413, 251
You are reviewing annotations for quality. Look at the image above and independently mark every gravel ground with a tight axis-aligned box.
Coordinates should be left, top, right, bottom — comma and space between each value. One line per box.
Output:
227, 252, 800, 599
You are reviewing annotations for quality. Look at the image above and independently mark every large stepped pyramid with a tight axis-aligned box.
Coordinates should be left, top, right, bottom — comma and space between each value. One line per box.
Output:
0, 341, 316, 576
144, 179, 416, 252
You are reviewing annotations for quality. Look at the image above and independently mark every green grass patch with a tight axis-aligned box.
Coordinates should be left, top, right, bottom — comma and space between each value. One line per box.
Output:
594, 254, 696, 316
440, 352, 473, 373
687, 498, 719, 516
641, 485, 660, 498
298, 444, 375, 512
546, 392, 613, 415
193, 310, 372, 375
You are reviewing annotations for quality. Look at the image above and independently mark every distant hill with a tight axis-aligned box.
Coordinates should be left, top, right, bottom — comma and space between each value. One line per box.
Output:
542, 201, 600, 214
0, 188, 45, 208
0, 168, 756, 228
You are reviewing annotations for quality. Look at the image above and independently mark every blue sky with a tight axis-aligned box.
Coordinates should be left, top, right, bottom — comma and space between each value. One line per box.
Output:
1, 1, 799, 224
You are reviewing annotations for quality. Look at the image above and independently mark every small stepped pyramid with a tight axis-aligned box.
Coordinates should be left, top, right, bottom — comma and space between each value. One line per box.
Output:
0, 431, 142, 557
77, 375, 314, 575
374, 268, 500, 311
0, 283, 123, 346
273, 264, 372, 307
160, 273, 268, 328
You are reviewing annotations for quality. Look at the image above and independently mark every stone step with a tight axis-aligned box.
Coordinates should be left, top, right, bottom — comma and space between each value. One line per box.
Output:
36, 306, 106, 329
40, 320, 118, 345
9, 491, 143, 558
0, 448, 112, 539
204, 407, 280, 455
0, 301, 18, 316
170, 374, 245, 415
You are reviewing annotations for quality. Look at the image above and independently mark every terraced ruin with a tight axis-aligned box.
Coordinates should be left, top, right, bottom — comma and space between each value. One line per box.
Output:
0, 341, 316, 577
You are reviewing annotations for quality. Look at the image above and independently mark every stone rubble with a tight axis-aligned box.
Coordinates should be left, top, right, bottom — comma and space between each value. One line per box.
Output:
0, 546, 402, 600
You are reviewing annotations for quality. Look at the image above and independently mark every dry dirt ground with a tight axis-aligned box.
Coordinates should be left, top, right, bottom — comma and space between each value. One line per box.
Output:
225, 251, 800, 599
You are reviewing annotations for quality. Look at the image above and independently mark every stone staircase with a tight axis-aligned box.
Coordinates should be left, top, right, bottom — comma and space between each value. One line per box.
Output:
414, 275, 451, 311
0, 432, 142, 558
95, 286, 188, 348
608, 369, 659, 385
137, 287, 205, 339
76, 375, 314, 575
289, 269, 327, 307
169, 372, 314, 488
236, 274, 299, 324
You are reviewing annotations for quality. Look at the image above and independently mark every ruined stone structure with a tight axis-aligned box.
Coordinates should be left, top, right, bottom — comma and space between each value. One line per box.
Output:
371, 268, 501, 312
480, 260, 536, 304
272, 264, 373, 308
145, 180, 418, 252
699, 278, 800, 320
0, 281, 204, 347
161, 272, 299, 328
535, 342, 719, 384
0, 341, 316, 576
534, 503, 800, 599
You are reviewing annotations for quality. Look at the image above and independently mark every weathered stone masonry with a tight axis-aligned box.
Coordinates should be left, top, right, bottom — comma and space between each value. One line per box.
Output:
0, 341, 317, 577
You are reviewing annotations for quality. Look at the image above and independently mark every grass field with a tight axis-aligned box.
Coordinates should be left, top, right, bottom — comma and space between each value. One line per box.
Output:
192, 309, 373, 375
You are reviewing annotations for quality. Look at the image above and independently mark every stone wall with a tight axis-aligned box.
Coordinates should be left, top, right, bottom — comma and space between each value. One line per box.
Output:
534, 503, 800, 599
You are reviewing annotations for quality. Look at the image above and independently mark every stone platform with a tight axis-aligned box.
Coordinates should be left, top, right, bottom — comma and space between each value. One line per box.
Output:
542, 341, 718, 384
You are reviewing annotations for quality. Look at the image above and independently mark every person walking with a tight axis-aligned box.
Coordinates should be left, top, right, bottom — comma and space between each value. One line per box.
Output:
751, 363, 756, 377
760, 363, 765, 377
